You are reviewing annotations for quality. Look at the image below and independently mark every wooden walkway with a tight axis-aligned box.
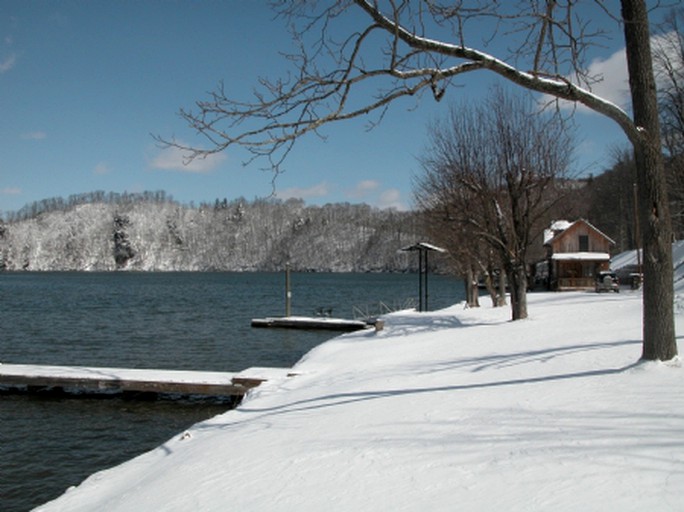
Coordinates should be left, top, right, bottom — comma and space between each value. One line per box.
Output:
0, 364, 292, 400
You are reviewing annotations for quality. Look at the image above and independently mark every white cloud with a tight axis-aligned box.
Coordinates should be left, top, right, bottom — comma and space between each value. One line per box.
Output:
276, 182, 330, 200
539, 46, 630, 114
540, 32, 681, 115
0, 53, 16, 73
1, 187, 21, 196
377, 188, 406, 211
93, 162, 109, 175
347, 179, 380, 198
20, 131, 46, 140
150, 145, 227, 174
582, 48, 631, 109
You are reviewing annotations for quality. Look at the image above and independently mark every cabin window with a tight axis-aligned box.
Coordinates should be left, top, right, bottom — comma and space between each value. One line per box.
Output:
579, 235, 589, 252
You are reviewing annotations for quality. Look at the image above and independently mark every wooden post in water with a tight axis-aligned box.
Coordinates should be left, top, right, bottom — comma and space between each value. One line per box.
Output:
285, 264, 292, 317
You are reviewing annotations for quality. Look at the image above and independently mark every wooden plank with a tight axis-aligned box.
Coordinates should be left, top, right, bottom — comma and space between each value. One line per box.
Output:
0, 364, 288, 399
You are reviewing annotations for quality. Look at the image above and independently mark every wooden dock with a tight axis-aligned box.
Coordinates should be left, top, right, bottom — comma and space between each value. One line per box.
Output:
251, 315, 371, 331
0, 364, 291, 400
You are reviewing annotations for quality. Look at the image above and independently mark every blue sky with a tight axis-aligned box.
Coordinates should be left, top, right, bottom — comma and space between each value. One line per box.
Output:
0, 1, 647, 215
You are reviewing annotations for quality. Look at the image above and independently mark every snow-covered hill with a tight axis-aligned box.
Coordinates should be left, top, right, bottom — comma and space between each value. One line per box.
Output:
0, 199, 430, 272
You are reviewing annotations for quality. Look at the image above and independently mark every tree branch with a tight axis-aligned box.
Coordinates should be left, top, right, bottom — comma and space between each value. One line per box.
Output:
158, 1, 643, 173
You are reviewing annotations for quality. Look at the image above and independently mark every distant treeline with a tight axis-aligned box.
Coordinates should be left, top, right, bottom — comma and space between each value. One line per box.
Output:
0, 192, 443, 272
3, 190, 179, 223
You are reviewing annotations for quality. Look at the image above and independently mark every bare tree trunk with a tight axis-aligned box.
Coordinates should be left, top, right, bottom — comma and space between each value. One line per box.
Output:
506, 264, 528, 321
497, 271, 507, 307
465, 267, 480, 307
622, 0, 677, 360
483, 272, 499, 307
484, 260, 507, 307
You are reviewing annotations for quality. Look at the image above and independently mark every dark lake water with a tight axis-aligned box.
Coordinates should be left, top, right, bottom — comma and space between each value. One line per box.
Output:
0, 271, 463, 511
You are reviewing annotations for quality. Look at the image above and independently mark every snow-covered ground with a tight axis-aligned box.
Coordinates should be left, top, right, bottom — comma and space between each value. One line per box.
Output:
31, 243, 684, 511
34, 277, 684, 511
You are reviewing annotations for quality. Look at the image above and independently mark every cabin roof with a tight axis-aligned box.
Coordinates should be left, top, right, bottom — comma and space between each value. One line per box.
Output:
543, 218, 615, 247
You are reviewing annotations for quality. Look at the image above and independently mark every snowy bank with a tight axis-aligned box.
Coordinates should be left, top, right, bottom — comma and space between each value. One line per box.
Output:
611, 240, 684, 296
36, 291, 683, 512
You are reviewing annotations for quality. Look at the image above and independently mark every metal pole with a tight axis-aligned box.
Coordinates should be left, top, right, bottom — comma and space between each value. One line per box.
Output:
418, 249, 424, 312
425, 249, 429, 312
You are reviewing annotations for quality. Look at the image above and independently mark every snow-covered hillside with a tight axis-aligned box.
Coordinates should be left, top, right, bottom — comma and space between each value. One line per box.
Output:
35, 290, 683, 512
0, 199, 428, 272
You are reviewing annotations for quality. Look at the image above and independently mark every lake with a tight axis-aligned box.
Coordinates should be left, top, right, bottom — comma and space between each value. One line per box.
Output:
0, 271, 463, 511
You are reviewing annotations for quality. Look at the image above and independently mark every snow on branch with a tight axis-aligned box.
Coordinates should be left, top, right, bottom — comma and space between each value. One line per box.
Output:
157, 0, 642, 172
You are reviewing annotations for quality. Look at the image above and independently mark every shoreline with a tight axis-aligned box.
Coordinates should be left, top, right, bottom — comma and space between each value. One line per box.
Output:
35, 290, 684, 511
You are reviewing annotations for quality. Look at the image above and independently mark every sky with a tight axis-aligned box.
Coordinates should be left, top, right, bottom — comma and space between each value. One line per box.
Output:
0, 1, 660, 215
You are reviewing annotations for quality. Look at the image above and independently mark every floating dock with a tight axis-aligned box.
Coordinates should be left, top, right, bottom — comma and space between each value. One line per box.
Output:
0, 364, 291, 400
251, 315, 372, 331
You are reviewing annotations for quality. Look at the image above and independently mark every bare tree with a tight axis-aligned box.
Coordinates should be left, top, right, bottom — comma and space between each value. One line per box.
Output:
655, 9, 684, 157
162, 1, 676, 361
584, 149, 639, 253
622, 1, 676, 361
418, 179, 507, 310
415, 88, 573, 320
654, 9, 684, 239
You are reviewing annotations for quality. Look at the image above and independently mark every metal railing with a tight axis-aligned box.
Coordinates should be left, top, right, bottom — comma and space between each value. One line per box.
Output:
352, 298, 418, 321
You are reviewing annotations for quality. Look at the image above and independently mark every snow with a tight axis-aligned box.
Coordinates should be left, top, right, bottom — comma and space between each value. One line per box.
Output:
543, 220, 573, 244
0, 364, 239, 386
611, 240, 684, 296
400, 242, 447, 253
551, 252, 610, 261
34, 289, 683, 511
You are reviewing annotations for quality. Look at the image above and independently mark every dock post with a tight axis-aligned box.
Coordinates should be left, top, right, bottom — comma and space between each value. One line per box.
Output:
285, 264, 292, 317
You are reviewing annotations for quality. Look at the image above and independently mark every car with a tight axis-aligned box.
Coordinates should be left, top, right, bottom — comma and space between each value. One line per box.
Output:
595, 270, 620, 293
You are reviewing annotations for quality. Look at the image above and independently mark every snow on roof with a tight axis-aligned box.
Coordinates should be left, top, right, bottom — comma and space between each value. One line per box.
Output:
544, 218, 616, 246
550, 219, 572, 231
551, 252, 610, 261
400, 242, 447, 253
543, 220, 572, 244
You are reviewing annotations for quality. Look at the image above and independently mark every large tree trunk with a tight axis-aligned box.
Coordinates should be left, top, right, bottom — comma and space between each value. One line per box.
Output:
507, 264, 529, 321
622, 0, 677, 360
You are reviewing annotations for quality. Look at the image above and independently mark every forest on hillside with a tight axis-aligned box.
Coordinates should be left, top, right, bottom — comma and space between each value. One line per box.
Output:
0, 193, 436, 272
583, 152, 684, 252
